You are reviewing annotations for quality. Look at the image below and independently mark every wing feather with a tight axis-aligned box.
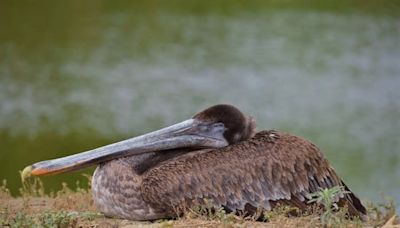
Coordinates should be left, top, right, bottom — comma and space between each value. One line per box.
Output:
141, 130, 366, 219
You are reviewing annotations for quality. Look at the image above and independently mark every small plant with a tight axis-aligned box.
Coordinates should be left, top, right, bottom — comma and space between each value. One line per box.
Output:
0, 210, 9, 227
0, 179, 11, 199
187, 198, 215, 219
263, 205, 301, 222
19, 175, 45, 198
214, 207, 239, 224
9, 212, 35, 228
38, 211, 78, 228
78, 211, 102, 221
307, 185, 350, 225
185, 199, 241, 224
158, 219, 174, 228
48, 175, 95, 211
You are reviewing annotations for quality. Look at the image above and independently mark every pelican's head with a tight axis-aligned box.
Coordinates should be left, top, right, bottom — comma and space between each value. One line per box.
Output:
193, 104, 256, 144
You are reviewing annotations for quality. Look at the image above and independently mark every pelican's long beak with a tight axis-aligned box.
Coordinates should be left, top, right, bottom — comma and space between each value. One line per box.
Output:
23, 119, 227, 177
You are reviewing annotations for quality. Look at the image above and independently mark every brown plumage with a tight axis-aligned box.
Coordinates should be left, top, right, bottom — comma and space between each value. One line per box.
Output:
27, 104, 367, 221
140, 130, 366, 219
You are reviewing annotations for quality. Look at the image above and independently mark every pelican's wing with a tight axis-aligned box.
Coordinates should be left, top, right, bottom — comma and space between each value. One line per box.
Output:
141, 130, 366, 218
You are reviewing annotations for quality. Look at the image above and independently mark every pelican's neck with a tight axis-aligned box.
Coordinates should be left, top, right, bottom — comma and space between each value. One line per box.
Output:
121, 148, 196, 175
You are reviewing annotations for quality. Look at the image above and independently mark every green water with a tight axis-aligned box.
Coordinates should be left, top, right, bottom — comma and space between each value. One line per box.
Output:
1, 0, 399, 209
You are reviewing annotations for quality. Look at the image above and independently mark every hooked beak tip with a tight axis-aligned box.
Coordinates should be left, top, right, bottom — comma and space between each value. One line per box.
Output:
21, 166, 33, 181
21, 165, 52, 181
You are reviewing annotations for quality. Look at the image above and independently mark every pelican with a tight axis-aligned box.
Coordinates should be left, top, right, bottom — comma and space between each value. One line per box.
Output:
23, 104, 366, 220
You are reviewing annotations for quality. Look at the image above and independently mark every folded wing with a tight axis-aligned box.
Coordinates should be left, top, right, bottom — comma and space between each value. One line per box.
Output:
141, 130, 366, 219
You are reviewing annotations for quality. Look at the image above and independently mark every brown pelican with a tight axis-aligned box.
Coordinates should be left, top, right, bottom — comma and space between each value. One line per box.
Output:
23, 104, 366, 220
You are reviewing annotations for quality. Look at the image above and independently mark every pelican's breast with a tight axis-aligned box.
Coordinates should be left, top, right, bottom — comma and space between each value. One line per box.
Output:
92, 158, 162, 220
